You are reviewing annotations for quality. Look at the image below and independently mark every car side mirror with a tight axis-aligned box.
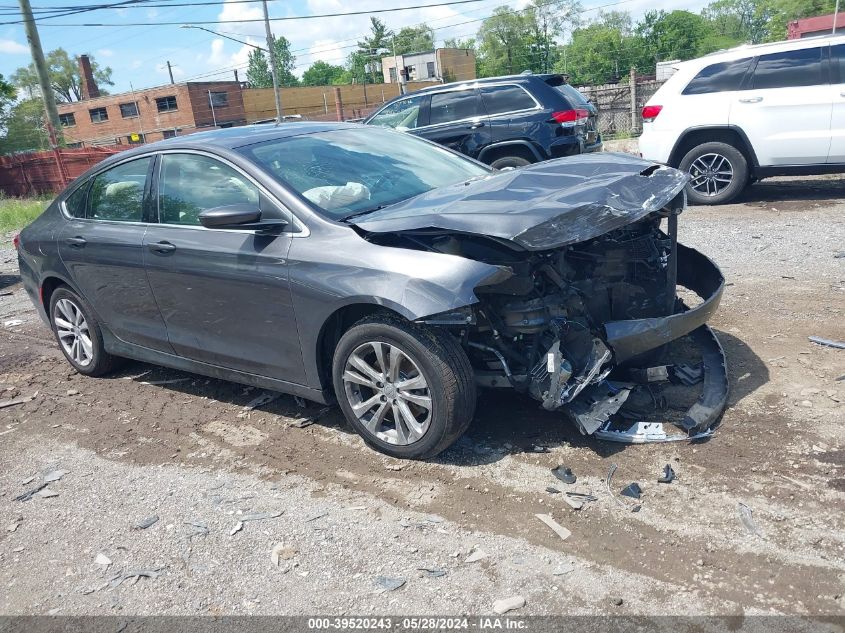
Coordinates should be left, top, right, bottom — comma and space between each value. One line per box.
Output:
199, 204, 262, 228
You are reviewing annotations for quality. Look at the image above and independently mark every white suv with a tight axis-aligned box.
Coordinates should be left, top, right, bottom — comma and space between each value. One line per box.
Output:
639, 35, 843, 204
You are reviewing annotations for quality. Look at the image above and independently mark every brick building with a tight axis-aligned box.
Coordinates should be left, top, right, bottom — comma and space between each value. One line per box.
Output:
57, 55, 247, 147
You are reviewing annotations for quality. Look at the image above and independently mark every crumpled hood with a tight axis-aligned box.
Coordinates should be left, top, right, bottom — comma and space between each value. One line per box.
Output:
353, 153, 688, 250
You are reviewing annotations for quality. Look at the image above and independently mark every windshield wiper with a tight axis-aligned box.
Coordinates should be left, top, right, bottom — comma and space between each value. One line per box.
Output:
340, 205, 388, 222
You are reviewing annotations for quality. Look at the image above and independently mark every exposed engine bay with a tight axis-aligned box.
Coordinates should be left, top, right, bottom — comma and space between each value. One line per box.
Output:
364, 197, 728, 443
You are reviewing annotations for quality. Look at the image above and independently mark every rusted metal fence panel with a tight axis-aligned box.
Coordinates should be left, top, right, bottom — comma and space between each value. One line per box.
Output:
0, 146, 127, 197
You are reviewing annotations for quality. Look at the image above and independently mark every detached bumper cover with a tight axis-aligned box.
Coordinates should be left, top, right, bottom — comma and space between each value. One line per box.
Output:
603, 243, 724, 363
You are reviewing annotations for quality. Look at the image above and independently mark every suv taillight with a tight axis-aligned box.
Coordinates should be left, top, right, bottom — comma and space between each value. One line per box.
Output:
642, 105, 662, 122
552, 108, 589, 125
13, 234, 20, 250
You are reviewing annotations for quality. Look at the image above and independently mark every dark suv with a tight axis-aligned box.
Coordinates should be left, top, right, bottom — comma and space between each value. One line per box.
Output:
363, 74, 601, 169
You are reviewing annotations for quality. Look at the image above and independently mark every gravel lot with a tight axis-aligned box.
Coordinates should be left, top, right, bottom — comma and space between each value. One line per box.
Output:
0, 175, 843, 618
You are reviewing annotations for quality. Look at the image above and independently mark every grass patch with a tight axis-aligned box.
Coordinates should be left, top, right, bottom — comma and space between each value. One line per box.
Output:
0, 196, 51, 234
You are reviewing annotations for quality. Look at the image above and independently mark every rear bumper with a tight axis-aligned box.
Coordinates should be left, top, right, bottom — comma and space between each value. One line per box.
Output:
638, 126, 676, 164
603, 244, 724, 363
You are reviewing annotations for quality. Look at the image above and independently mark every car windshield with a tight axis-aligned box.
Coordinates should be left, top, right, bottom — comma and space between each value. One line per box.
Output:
239, 127, 490, 220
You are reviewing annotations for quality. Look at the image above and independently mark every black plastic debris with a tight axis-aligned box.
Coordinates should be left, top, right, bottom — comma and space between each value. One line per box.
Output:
657, 464, 675, 484
545, 486, 561, 494
552, 466, 577, 484
620, 483, 642, 499
14, 482, 47, 502
670, 363, 704, 386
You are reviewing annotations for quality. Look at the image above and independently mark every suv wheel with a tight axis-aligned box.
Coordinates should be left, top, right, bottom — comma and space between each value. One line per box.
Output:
491, 155, 531, 170
678, 142, 748, 205
50, 286, 121, 376
332, 315, 476, 460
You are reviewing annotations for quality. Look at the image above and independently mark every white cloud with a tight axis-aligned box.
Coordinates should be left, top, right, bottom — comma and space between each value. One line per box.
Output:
0, 38, 28, 55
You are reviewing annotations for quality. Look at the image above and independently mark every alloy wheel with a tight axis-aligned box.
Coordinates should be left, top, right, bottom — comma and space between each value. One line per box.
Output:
54, 298, 93, 367
688, 153, 734, 197
342, 341, 432, 446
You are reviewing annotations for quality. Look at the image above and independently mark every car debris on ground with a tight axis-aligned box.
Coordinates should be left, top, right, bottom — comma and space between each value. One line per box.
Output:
374, 576, 406, 592
809, 336, 845, 350
658, 464, 676, 483
133, 515, 159, 530
551, 466, 577, 484
492, 596, 526, 614
535, 514, 571, 541
738, 502, 764, 537
620, 483, 642, 499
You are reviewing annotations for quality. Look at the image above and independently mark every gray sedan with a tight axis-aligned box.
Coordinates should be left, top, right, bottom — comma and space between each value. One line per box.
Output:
16, 122, 727, 458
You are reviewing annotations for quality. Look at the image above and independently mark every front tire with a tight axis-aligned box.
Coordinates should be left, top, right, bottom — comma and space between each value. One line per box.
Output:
679, 141, 748, 205
50, 286, 121, 376
332, 315, 476, 459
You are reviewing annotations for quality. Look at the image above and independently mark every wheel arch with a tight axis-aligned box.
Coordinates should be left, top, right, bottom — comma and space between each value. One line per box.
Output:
668, 126, 759, 174
314, 302, 409, 393
40, 275, 75, 320
478, 140, 542, 165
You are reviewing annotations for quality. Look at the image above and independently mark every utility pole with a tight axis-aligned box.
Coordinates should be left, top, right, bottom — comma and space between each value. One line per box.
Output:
166, 61, 175, 84
18, 0, 65, 184
835, 0, 840, 34
261, 0, 283, 124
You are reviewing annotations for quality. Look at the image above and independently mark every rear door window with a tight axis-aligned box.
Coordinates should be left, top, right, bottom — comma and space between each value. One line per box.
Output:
88, 157, 152, 222
480, 85, 536, 115
552, 83, 590, 107
682, 58, 752, 94
63, 183, 89, 218
750, 46, 825, 89
429, 89, 484, 125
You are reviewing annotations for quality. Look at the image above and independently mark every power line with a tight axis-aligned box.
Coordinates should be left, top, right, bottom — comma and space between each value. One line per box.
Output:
0, 0, 490, 26
180, 0, 637, 82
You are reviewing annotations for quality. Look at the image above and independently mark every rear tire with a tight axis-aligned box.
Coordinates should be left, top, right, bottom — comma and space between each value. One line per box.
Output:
332, 314, 476, 460
491, 155, 531, 170
49, 286, 121, 376
678, 141, 748, 205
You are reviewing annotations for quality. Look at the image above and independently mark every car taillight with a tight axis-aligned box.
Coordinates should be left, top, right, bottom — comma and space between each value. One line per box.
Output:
642, 105, 662, 122
552, 108, 589, 125
13, 234, 20, 250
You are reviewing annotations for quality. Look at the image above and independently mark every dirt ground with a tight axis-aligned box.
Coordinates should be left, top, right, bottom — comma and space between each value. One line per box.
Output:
0, 176, 844, 618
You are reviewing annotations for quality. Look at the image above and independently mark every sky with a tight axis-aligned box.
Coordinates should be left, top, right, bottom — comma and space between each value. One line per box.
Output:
0, 0, 710, 96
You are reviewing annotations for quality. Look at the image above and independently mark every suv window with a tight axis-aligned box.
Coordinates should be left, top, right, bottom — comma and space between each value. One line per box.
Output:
552, 83, 590, 106
750, 46, 824, 90
429, 89, 483, 125
682, 58, 752, 94
88, 157, 152, 222
480, 85, 536, 115
368, 94, 426, 130
158, 154, 259, 226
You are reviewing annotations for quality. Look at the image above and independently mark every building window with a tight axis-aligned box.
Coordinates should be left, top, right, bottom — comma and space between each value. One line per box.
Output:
59, 113, 76, 127
162, 129, 178, 139
209, 91, 228, 107
89, 107, 108, 123
126, 132, 145, 145
119, 102, 139, 118
427, 61, 435, 77
389, 67, 397, 82
156, 96, 178, 112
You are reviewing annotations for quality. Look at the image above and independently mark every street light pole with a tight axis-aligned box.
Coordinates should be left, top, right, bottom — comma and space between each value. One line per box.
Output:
261, 0, 283, 124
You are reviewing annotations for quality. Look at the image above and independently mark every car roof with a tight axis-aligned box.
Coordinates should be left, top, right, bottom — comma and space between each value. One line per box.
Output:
411, 73, 560, 93
674, 33, 845, 71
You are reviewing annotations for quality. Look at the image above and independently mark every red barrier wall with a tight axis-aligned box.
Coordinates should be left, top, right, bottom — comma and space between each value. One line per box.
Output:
0, 146, 128, 197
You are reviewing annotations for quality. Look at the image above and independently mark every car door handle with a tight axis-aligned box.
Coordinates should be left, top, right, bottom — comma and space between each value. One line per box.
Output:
148, 241, 176, 254
738, 97, 762, 103
840, 91, 845, 97
470, 121, 485, 129
64, 236, 86, 248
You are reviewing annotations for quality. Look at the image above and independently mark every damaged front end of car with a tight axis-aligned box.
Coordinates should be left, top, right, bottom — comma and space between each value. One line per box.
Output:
354, 155, 728, 443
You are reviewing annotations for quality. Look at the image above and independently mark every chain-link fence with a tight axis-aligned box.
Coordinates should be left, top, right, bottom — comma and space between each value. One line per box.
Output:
577, 78, 664, 140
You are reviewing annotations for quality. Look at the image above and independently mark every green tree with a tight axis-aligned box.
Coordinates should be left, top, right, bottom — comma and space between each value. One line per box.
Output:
11, 48, 113, 103
524, 0, 581, 74
477, 7, 532, 76
635, 10, 715, 63
357, 17, 392, 84
245, 36, 298, 88
759, 0, 835, 41
702, 0, 768, 43
558, 23, 633, 84
392, 25, 435, 55
0, 98, 49, 154
301, 60, 346, 86
0, 74, 15, 124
